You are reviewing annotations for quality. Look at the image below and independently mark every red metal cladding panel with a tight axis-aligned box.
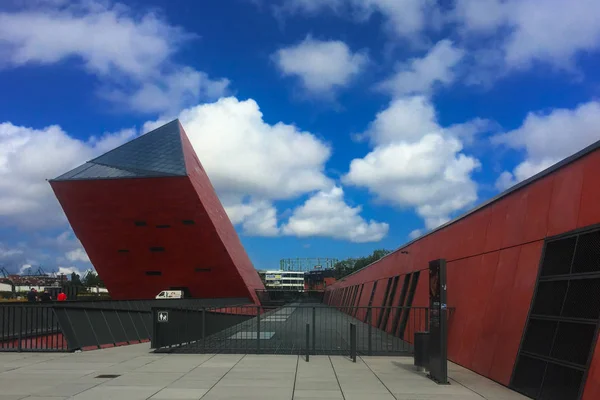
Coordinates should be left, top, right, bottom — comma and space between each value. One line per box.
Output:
458, 252, 500, 372
578, 151, 600, 228
583, 335, 600, 400
51, 177, 259, 301
484, 200, 510, 253
461, 206, 492, 259
547, 159, 585, 236
179, 126, 264, 304
446, 258, 470, 361
489, 241, 543, 385
454, 255, 488, 367
472, 247, 522, 380
501, 191, 528, 249
522, 177, 554, 243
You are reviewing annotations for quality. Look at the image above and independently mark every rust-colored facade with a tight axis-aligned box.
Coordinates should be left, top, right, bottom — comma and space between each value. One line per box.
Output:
325, 142, 600, 399
50, 120, 265, 303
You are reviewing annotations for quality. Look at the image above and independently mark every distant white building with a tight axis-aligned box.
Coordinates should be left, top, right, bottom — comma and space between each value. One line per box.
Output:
258, 270, 304, 291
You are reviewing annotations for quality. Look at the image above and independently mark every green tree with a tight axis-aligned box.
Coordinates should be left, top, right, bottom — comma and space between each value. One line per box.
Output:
69, 272, 83, 286
82, 270, 105, 288
333, 249, 391, 279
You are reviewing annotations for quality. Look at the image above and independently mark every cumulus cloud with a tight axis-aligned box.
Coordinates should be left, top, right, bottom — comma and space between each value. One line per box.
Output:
408, 229, 423, 240
58, 266, 89, 278
277, 0, 440, 39
454, 0, 600, 70
146, 96, 384, 240
282, 187, 389, 242
494, 101, 600, 189
344, 96, 482, 230
378, 40, 464, 97
0, 0, 228, 113
65, 248, 90, 263
273, 36, 368, 95
0, 121, 135, 229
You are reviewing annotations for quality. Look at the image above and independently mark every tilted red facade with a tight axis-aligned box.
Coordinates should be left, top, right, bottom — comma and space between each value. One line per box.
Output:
325, 143, 600, 399
50, 120, 264, 303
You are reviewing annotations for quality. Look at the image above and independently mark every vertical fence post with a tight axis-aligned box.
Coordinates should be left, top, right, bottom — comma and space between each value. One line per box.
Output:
305, 323, 310, 362
312, 306, 316, 354
367, 307, 372, 356
17, 306, 23, 352
350, 323, 356, 363
256, 306, 261, 354
202, 308, 206, 351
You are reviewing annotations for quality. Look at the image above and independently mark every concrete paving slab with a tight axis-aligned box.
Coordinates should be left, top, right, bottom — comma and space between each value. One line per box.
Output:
148, 388, 208, 399
0, 338, 528, 400
70, 385, 164, 400
293, 389, 343, 398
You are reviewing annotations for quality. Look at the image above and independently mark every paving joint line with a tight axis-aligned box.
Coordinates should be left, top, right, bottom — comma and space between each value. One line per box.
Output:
328, 355, 346, 400
359, 355, 399, 400
449, 376, 486, 399
291, 354, 300, 400
199, 353, 247, 399
142, 352, 219, 399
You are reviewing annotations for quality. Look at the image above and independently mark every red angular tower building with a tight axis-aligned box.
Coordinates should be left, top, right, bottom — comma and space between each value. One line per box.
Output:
49, 119, 265, 303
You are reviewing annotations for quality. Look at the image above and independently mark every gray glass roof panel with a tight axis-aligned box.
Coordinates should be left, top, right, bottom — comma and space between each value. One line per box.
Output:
90, 120, 186, 176
51, 119, 188, 181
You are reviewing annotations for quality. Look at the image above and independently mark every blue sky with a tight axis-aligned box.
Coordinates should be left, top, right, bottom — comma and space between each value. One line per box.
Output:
1, 0, 600, 275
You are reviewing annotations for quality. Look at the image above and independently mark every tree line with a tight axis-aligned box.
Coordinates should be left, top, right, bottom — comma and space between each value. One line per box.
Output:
333, 249, 392, 279
68, 270, 105, 288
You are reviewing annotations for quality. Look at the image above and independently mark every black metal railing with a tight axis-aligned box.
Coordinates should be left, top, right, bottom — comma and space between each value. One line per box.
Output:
151, 304, 433, 356
0, 304, 151, 352
0, 298, 253, 353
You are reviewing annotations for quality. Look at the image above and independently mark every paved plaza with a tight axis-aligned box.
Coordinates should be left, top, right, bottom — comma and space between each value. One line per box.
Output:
0, 343, 526, 400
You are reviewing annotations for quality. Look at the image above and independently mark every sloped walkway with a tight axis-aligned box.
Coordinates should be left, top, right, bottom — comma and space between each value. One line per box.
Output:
169, 303, 412, 355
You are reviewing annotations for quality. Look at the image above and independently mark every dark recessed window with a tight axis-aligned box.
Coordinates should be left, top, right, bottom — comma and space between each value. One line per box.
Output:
195, 268, 211, 272
117, 249, 129, 253
134, 221, 147, 227
156, 224, 171, 228
150, 247, 165, 252
182, 220, 195, 225
145, 271, 161, 276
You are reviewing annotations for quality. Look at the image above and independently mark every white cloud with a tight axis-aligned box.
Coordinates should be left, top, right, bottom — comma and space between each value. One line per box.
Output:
147, 97, 384, 240
408, 229, 422, 240
344, 96, 481, 230
148, 97, 333, 201
378, 40, 464, 96
494, 101, 600, 189
65, 248, 90, 263
0, 121, 136, 229
454, 0, 600, 69
0, 244, 23, 260
282, 187, 388, 242
273, 36, 368, 95
19, 264, 32, 275
278, 0, 439, 39
0, 1, 228, 113
58, 266, 88, 278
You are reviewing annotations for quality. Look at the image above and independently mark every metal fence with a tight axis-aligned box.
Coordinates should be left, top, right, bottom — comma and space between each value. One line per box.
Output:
0, 298, 251, 352
151, 304, 431, 356
0, 304, 151, 352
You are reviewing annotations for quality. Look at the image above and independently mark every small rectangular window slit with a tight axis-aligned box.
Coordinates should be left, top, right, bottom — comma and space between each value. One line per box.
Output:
150, 247, 165, 252
195, 268, 211, 272
145, 271, 161, 276
182, 220, 195, 225
117, 249, 129, 253
156, 224, 171, 228
134, 221, 147, 226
